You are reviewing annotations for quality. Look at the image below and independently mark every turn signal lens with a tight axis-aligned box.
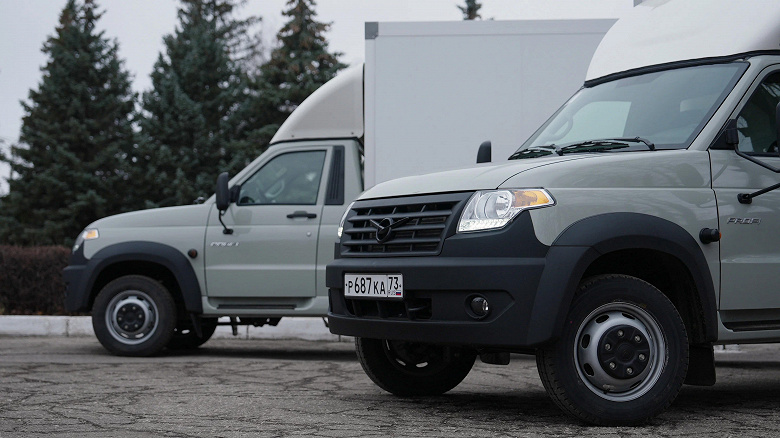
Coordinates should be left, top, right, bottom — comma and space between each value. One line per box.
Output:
83, 229, 99, 240
513, 190, 551, 207
72, 228, 99, 253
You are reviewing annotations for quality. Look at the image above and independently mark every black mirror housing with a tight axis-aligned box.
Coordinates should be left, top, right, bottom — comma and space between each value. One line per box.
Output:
216, 172, 230, 211
477, 140, 492, 163
710, 119, 738, 150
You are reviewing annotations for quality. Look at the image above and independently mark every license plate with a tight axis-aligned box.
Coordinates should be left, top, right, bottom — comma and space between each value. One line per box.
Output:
344, 274, 404, 299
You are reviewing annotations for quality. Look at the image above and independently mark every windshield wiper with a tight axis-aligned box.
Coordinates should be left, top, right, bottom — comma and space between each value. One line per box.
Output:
509, 137, 655, 160
559, 137, 656, 154
508, 145, 559, 159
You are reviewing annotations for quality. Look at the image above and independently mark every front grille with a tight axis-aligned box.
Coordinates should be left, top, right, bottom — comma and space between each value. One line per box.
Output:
341, 193, 468, 257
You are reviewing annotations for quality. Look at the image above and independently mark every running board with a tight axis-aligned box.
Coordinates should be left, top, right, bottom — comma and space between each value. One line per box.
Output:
722, 320, 780, 331
217, 304, 295, 310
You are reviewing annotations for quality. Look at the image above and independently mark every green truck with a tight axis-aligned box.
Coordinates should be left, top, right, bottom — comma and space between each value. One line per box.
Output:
326, 0, 780, 425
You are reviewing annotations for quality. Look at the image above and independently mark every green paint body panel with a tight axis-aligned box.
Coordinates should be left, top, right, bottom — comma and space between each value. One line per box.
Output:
76, 139, 363, 318
334, 54, 780, 345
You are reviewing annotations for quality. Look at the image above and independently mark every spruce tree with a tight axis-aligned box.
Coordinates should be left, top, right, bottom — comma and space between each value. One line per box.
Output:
0, 0, 137, 246
459, 0, 483, 20
258, 0, 346, 128
134, 0, 258, 207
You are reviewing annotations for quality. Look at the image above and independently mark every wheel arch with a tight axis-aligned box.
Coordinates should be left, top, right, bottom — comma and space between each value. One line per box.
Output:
82, 242, 203, 314
527, 212, 717, 346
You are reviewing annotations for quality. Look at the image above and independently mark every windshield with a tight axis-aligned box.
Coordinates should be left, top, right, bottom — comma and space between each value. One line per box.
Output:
511, 62, 747, 159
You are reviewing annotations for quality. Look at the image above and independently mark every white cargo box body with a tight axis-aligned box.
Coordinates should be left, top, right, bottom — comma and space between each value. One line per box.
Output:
364, 19, 615, 188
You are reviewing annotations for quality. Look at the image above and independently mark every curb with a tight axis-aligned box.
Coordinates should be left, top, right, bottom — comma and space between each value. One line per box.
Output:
0, 316, 352, 342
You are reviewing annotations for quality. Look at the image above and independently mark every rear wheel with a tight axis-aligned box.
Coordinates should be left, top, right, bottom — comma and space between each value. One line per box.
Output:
167, 318, 218, 350
355, 337, 476, 396
92, 275, 176, 357
536, 275, 688, 425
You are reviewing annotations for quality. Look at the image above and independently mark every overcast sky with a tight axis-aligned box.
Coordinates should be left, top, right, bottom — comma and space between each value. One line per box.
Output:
0, 0, 635, 194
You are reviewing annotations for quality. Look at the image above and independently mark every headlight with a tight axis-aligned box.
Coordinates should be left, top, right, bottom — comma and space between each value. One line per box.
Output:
337, 202, 355, 238
72, 228, 99, 252
457, 189, 554, 233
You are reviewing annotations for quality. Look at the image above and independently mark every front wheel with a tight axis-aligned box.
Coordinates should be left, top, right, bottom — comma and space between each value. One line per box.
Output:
92, 275, 177, 357
536, 275, 688, 425
355, 337, 476, 396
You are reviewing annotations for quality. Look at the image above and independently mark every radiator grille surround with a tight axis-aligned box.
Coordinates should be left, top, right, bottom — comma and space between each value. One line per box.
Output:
340, 193, 470, 257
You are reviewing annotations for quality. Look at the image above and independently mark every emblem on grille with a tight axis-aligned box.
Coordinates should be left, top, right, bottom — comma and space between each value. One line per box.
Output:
369, 217, 412, 243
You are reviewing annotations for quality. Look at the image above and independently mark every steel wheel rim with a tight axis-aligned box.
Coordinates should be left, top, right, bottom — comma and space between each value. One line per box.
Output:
105, 290, 159, 345
574, 301, 667, 402
382, 340, 450, 376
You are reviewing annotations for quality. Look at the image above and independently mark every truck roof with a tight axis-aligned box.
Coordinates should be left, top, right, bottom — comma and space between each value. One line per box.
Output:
586, 0, 780, 83
270, 65, 364, 145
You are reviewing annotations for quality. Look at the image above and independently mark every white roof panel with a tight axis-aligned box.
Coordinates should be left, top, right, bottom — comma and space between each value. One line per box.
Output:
270, 65, 363, 144
587, 0, 780, 82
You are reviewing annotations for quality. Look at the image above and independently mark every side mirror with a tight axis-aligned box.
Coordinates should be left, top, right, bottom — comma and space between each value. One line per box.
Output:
216, 172, 230, 211
729, 106, 780, 204
725, 119, 739, 147
215, 172, 234, 235
476, 140, 492, 163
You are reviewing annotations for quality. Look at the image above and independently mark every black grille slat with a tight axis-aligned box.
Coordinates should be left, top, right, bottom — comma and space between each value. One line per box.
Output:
342, 237, 442, 247
347, 210, 453, 222
345, 223, 445, 235
340, 194, 468, 257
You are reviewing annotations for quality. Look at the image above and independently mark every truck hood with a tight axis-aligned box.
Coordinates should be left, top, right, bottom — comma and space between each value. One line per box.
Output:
360, 155, 594, 199
360, 150, 712, 200
89, 203, 213, 229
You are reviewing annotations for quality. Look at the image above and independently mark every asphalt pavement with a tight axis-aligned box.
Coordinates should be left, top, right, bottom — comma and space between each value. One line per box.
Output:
2, 337, 780, 437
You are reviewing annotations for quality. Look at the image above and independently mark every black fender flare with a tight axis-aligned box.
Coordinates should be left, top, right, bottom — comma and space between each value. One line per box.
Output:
64, 241, 203, 314
525, 212, 717, 346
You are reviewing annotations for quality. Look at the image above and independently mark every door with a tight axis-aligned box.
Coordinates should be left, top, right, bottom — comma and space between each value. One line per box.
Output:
712, 69, 780, 313
204, 148, 329, 298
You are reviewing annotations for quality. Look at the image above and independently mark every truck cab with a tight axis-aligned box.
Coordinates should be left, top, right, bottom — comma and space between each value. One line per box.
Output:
63, 67, 364, 356
326, 0, 780, 425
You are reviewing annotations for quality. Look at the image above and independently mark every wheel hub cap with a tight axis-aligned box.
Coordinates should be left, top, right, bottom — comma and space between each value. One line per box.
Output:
597, 324, 650, 379
116, 302, 148, 333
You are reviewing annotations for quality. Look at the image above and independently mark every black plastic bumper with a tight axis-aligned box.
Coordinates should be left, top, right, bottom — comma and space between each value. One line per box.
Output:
327, 211, 594, 349
328, 256, 547, 348
63, 245, 90, 312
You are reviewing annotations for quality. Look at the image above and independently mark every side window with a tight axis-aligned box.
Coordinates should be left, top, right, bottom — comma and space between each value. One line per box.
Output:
238, 150, 327, 205
737, 72, 780, 155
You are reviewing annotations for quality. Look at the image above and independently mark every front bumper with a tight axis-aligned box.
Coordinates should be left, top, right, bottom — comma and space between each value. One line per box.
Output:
63, 245, 90, 312
327, 208, 591, 349
328, 255, 546, 348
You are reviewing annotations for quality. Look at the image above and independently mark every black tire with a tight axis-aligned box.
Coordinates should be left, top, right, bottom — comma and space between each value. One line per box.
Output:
167, 318, 218, 350
92, 275, 177, 357
536, 275, 688, 425
355, 337, 476, 396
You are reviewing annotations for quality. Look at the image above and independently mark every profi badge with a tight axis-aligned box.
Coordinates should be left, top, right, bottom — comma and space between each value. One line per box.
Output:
726, 218, 761, 225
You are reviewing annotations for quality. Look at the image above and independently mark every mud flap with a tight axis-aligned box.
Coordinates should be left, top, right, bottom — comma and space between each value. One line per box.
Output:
684, 343, 716, 386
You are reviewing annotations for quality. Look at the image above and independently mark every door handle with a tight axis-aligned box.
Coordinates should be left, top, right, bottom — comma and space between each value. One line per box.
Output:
287, 211, 317, 219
